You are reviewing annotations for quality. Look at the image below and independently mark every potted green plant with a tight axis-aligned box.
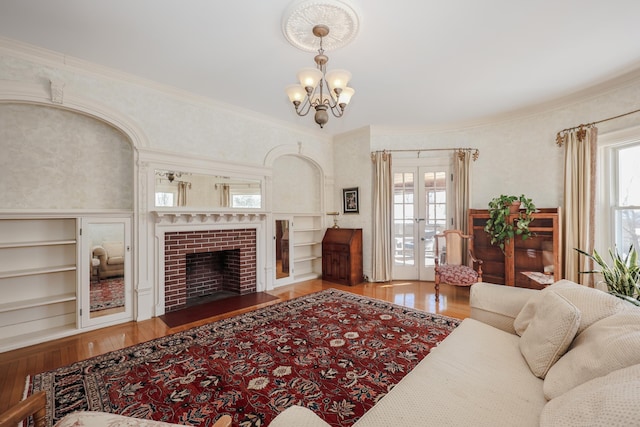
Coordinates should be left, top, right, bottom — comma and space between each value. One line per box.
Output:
575, 245, 640, 306
484, 194, 536, 253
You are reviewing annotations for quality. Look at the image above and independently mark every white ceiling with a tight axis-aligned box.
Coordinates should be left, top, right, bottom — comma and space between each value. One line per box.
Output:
1, 0, 640, 136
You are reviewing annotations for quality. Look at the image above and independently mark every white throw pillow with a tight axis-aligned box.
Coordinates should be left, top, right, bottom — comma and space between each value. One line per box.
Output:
519, 291, 581, 378
540, 364, 640, 427
544, 308, 640, 400
514, 280, 625, 336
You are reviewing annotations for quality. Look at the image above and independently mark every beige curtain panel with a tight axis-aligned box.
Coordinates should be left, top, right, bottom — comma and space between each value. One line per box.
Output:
561, 126, 597, 285
371, 151, 393, 282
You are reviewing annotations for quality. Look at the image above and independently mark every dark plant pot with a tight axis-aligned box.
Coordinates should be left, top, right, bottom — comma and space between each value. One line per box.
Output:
509, 201, 521, 214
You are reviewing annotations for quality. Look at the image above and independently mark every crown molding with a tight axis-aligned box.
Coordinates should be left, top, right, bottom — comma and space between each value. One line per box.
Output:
138, 147, 272, 178
0, 36, 330, 141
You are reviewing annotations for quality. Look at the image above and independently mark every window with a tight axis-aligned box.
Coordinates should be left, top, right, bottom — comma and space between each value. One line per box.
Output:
600, 130, 640, 256
155, 192, 175, 207
611, 143, 640, 252
230, 186, 261, 208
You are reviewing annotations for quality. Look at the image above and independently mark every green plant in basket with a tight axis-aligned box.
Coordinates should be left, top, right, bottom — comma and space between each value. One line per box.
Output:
575, 245, 640, 306
484, 194, 536, 253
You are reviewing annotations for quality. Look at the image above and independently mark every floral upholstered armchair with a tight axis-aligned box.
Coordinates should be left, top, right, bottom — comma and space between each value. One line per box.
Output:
434, 230, 483, 301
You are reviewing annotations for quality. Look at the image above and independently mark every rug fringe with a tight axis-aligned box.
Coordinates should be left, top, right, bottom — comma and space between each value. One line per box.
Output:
18, 375, 31, 427
22, 375, 31, 400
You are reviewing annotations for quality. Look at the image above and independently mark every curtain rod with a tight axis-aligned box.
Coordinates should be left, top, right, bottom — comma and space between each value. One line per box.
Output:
556, 107, 640, 145
372, 147, 480, 161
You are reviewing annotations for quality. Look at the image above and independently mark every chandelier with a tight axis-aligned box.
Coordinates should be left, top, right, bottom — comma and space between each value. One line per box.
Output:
285, 24, 355, 129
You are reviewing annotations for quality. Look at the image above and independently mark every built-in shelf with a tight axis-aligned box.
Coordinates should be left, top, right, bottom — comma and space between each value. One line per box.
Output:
0, 293, 76, 314
0, 217, 78, 352
0, 325, 79, 353
294, 241, 321, 248
288, 214, 324, 284
294, 272, 321, 282
294, 256, 321, 263
0, 264, 77, 279
0, 239, 76, 249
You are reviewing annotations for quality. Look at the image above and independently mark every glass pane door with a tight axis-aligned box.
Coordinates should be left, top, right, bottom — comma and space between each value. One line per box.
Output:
393, 164, 450, 281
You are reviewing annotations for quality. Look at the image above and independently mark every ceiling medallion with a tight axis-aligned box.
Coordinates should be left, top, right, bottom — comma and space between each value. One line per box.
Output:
282, 0, 360, 52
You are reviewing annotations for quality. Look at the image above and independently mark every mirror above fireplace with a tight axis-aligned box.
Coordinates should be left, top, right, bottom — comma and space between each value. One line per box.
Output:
154, 169, 262, 209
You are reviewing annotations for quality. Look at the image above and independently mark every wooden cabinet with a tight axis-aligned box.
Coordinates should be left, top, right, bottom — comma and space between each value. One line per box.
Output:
322, 228, 363, 286
469, 208, 562, 289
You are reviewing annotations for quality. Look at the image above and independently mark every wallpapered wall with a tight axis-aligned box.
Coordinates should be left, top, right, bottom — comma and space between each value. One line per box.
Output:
272, 155, 321, 214
0, 104, 133, 210
2, 39, 640, 282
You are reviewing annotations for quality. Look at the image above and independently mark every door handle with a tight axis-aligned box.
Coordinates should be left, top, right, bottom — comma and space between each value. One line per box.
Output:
415, 218, 425, 222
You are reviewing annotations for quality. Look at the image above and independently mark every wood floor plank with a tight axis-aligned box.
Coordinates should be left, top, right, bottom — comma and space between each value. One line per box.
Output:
0, 280, 469, 414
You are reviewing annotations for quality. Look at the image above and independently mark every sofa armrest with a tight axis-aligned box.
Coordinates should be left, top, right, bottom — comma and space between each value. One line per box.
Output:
470, 282, 539, 334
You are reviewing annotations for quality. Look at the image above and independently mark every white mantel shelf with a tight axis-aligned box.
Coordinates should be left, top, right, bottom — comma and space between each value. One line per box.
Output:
152, 210, 268, 225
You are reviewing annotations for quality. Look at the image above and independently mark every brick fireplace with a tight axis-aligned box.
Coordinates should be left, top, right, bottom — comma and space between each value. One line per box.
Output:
164, 228, 257, 312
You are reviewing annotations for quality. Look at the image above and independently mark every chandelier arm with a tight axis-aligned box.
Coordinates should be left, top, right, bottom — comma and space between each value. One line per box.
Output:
294, 97, 314, 117
328, 103, 346, 118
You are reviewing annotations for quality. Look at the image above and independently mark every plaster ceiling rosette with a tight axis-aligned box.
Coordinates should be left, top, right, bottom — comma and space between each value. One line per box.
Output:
282, 0, 361, 52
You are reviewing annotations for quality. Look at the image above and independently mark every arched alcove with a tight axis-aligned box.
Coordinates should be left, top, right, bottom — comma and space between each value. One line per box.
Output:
272, 154, 322, 213
0, 103, 133, 209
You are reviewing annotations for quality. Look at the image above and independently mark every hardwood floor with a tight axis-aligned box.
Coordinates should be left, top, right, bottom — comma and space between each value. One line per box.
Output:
0, 279, 470, 414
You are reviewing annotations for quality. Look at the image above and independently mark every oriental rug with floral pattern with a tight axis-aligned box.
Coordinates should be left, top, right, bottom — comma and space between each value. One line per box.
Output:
28, 289, 460, 427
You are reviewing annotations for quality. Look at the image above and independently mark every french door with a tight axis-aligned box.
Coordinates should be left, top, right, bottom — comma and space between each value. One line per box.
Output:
393, 161, 451, 280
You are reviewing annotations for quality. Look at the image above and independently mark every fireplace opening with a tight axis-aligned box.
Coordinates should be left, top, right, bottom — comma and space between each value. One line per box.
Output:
164, 228, 257, 313
185, 250, 240, 308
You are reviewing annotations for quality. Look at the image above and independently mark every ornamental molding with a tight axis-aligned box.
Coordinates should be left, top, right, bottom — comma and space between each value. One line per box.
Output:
152, 210, 267, 226
282, 0, 360, 52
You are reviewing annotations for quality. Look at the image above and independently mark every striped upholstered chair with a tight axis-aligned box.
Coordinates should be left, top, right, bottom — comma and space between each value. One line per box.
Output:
434, 230, 483, 302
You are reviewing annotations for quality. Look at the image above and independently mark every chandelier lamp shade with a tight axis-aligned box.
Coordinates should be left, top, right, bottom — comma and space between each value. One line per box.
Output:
285, 24, 355, 128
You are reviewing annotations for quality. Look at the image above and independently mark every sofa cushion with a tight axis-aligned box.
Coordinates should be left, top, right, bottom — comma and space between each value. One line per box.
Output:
55, 411, 185, 426
437, 264, 478, 285
350, 318, 545, 426
514, 280, 625, 336
540, 363, 640, 426
543, 308, 640, 400
519, 291, 581, 378
269, 406, 332, 427
102, 241, 124, 258
107, 256, 124, 265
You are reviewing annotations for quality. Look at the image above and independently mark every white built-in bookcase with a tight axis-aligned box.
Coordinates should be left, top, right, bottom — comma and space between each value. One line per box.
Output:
0, 218, 78, 351
291, 214, 323, 281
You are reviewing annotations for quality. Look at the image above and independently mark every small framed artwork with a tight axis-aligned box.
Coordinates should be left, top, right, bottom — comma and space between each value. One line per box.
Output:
343, 187, 359, 214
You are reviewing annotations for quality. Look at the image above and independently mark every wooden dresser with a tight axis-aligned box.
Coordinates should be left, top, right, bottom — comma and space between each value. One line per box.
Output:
321, 228, 363, 286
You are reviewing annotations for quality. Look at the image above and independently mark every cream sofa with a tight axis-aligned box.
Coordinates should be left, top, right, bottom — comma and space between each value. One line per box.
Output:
270, 280, 640, 426
92, 241, 125, 279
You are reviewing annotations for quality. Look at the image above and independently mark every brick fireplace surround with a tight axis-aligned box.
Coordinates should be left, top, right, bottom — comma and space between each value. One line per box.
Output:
164, 228, 257, 312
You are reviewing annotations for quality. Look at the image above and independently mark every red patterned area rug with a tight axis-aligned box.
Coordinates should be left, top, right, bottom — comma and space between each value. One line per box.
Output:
28, 289, 460, 427
90, 278, 125, 312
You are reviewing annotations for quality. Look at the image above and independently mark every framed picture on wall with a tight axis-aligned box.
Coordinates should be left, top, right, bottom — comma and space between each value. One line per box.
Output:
343, 187, 359, 214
